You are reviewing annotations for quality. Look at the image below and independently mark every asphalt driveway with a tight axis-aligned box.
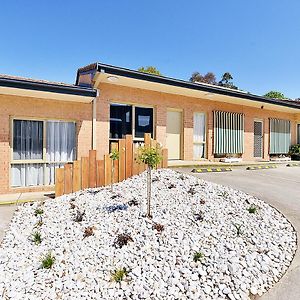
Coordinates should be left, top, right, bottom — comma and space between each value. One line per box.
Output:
176, 165, 300, 300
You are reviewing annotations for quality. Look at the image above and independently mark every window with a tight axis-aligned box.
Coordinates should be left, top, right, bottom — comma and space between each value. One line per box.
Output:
213, 111, 244, 154
135, 107, 153, 138
193, 113, 206, 159
297, 124, 300, 144
269, 118, 291, 154
11, 119, 76, 187
110, 104, 154, 140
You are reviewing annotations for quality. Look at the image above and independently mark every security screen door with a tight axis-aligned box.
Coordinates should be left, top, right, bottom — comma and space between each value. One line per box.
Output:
254, 120, 263, 158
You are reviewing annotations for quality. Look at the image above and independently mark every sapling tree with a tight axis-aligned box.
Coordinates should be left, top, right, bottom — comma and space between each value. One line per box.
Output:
138, 145, 162, 218
110, 148, 119, 192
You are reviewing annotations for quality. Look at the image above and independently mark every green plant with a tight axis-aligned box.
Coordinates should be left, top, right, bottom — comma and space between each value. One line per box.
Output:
193, 251, 204, 262
233, 223, 243, 236
264, 91, 286, 99
34, 217, 43, 228
74, 210, 85, 222
111, 267, 129, 283
41, 252, 55, 269
34, 208, 44, 216
219, 191, 229, 199
110, 148, 120, 192
247, 204, 257, 214
32, 231, 42, 245
152, 223, 164, 233
138, 145, 162, 218
289, 144, 300, 155
137, 66, 162, 76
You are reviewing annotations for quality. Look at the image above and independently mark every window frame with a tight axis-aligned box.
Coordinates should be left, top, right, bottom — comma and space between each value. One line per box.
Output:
109, 102, 155, 142
10, 116, 77, 188
193, 112, 207, 160
297, 123, 300, 144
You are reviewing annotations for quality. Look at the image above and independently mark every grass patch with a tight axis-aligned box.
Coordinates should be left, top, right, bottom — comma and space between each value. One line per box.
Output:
110, 267, 128, 283
32, 231, 42, 245
193, 251, 204, 262
41, 252, 55, 269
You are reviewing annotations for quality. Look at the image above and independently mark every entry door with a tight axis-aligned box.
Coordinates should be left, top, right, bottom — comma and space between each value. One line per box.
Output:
254, 120, 263, 158
193, 112, 206, 159
166, 110, 182, 160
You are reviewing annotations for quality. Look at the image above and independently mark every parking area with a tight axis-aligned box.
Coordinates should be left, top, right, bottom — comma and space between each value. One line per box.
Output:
176, 165, 300, 300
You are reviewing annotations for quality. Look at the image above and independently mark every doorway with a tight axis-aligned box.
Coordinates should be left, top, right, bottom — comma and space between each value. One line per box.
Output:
166, 110, 182, 160
254, 120, 263, 158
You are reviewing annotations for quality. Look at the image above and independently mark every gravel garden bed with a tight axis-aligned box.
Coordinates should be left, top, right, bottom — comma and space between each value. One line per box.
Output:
0, 169, 297, 300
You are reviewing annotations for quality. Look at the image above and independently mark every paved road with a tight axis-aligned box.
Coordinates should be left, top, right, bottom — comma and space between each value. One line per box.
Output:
176, 165, 300, 300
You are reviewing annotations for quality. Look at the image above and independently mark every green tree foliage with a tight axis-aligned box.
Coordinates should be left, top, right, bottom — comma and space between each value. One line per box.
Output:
218, 72, 238, 90
138, 66, 162, 76
190, 72, 217, 84
264, 91, 286, 99
138, 146, 162, 218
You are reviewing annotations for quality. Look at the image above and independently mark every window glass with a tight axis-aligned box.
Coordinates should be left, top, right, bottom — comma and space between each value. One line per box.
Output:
135, 107, 153, 138
13, 120, 43, 160
297, 124, 300, 144
110, 104, 132, 139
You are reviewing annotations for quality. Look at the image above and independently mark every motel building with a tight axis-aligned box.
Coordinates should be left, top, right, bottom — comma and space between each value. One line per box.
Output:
0, 62, 299, 194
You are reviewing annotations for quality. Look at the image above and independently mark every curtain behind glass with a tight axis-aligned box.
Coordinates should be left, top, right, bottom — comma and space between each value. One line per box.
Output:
13, 120, 43, 160
193, 113, 206, 159
46, 121, 76, 162
11, 164, 44, 187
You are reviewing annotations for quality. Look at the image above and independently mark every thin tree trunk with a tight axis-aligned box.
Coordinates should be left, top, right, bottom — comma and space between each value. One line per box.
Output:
147, 165, 152, 218
111, 163, 114, 192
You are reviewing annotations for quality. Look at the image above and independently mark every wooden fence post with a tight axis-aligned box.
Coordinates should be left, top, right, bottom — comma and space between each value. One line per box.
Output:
89, 150, 97, 188
55, 168, 64, 197
104, 154, 112, 186
72, 160, 81, 192
125, 135, 133, 179
81, 157, 89, 189
64, 163, 73, 194
118, 139, 126, 181
96, 160, 105, 187
144, 133, 151, 147
111, 142, 119, 183
162, 148, 168, 168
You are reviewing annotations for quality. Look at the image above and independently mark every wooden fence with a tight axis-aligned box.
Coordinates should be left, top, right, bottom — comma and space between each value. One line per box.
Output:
55, 133, 168, 197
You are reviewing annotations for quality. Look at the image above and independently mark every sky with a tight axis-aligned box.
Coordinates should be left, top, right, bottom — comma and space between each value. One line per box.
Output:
1, 0, 300, 98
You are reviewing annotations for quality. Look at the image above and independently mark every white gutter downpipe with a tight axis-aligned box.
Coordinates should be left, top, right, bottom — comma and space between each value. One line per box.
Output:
92, 89, 99, 150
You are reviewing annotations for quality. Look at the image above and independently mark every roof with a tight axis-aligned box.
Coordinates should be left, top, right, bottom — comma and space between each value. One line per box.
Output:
0, 74, 97, 97
77, 62, 300, 110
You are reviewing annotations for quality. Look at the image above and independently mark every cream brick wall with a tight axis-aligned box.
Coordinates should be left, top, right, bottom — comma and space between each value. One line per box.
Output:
96, 83, 299, 162
0, 94, 92, 194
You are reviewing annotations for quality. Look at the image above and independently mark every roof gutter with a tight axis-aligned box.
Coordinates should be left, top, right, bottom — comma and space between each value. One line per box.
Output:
0, 77, 97, 97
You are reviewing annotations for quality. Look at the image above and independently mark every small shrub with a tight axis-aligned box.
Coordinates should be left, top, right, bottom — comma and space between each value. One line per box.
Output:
153, 223, 164, 233
34, 208, 44, 216
110, 148, 120, 192
34, 217, 43, 228
83, 226, 95, 238
193, 251, 204, 262
70, 202, 76, 209
32, 231, 42, 245
41, 252, 55, 269
113, 234, 133, 248
247, 204, 257, 214
233, 223, 243, 236
74, 210, 85, 222
219, 191, 229, 198
110, 267, 128, 283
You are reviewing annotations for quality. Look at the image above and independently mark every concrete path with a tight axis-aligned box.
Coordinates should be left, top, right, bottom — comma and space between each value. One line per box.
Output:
0, 205, 17, 242
175, 165, 300, 300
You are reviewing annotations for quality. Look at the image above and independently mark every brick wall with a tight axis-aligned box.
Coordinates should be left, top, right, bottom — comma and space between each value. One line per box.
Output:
0, 94, 92, 194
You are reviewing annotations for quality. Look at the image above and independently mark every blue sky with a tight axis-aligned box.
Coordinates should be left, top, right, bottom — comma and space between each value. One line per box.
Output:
1, 1, 300, 98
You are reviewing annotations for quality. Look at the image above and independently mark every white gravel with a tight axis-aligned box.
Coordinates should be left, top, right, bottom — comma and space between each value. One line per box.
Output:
0, 169, 297, 300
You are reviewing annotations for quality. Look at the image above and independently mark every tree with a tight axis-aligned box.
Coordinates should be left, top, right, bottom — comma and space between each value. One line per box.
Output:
110, 149, 119, 192
138, 146, 162, 218
264, 91, 285, 99
137, 66, 162, 76
190, 72, 216, 85
218, 72, 238, 90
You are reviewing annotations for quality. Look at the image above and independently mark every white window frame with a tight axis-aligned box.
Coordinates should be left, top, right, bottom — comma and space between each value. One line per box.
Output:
109, 102, 155, 142
10, 116, 77, 188
193, 112, 207, 160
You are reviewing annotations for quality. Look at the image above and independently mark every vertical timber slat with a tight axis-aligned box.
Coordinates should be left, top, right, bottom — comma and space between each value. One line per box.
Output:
55, 168, 64, 197
118, 139, 126, 181
132, 143, 139, 175
72, 160, 81, 192
64, 163, 73, 194
89, 150, 97, 188
125, 135, 133, 179
96, 160, 105, 187
162, 149, 168, 168
144, 133, 151, 147
81, 157, 89, 189
104, 154, 112, 186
